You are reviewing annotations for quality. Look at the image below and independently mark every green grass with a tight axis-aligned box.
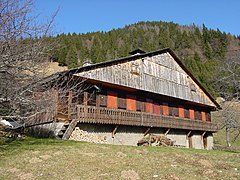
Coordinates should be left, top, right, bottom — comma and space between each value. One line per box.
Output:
0, 137, 240, 180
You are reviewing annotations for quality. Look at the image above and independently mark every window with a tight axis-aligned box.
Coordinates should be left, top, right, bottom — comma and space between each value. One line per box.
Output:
136, 98, 142, 112
184, 108, 190, 119
194, 110, 202, 121
88, 92, 96, 106
206, 112, 211, 122
100, 94, 107, 107
118, 95, 126, 109
172, 106, 179, 117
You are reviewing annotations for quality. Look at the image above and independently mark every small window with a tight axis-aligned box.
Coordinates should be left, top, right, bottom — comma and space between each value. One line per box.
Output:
136, 98, 142, 112
206, 112, 211, 122
88, 92, 96, 106
194, 110, 202, 120
100, 94, 107, 107
184, 108, 190, 119
172, 106, 179, 117
118, 96, 126, 109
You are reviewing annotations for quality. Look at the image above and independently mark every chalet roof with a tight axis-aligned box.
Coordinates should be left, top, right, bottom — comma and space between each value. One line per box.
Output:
45, 48, 221, 109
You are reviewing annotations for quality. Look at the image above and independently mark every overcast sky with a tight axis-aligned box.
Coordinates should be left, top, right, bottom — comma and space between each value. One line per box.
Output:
34, 0, 240, 36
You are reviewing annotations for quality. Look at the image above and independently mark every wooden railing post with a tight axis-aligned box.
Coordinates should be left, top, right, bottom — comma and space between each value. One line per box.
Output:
83, 92, 88, 118
68, 90, 73, 120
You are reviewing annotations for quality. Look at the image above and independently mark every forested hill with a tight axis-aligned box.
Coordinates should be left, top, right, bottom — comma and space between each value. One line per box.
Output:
50, 21, 240, 96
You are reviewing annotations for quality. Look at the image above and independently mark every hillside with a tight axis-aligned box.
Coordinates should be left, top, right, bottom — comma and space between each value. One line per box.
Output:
50, 21, 240, 97
0, 137, 239, 180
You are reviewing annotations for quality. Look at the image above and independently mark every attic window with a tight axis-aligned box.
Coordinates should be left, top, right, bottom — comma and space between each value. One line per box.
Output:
190, 83, 197, 92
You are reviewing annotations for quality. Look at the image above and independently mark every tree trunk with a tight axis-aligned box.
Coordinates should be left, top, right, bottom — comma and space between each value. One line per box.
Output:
226, 127, 231, 147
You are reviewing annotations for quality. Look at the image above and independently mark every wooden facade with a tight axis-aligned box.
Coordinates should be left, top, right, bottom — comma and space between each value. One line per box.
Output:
54, 48, 219, 136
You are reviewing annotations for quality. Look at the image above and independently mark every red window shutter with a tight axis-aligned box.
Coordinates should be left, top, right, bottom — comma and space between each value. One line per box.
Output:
179, 106, 184, 118
127, 95, 136, 111
202, 112, 206, 121
154, 103, 160, 114
146, 98, 153, 113
189, 109, 195, 120
107, 91, 118, 108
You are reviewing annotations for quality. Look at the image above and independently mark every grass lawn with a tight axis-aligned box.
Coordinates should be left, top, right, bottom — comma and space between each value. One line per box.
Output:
0, 137, 239, 180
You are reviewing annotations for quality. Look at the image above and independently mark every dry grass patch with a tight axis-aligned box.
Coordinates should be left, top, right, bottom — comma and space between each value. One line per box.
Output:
0, 137, 239, 180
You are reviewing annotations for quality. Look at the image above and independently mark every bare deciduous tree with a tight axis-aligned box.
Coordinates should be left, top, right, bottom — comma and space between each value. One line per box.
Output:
215, 61, 240, 147
0, 0, 58, 125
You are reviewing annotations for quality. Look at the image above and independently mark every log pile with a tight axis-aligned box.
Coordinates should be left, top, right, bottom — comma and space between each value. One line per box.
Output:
69, 127, 107, 144
137, 134, 174, 146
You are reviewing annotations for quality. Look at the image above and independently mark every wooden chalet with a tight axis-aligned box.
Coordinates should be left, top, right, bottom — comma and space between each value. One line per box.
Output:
40, 48, 220, 149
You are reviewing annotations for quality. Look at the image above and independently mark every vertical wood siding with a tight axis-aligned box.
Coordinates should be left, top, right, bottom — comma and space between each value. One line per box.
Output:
75, 52, 216, 108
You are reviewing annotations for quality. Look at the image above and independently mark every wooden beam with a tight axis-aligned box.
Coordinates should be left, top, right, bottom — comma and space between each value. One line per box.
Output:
186, 131, 192, 139
112, 125, 119, 138
62, 119, 78, 140
143, 127, 151, 136
164, 128, 171, 136
201, 131, 206, 138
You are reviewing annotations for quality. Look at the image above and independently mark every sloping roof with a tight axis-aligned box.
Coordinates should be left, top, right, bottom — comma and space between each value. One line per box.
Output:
47, 48, 221, 109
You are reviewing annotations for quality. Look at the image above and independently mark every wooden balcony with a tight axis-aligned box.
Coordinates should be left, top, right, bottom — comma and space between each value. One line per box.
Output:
71, 105, 218, 132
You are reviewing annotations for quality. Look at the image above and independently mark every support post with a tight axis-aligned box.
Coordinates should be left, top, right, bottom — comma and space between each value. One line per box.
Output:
68, 90, 73, 120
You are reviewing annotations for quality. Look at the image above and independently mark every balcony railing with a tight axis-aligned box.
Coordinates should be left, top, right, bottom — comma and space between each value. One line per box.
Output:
71, 105, 218, 132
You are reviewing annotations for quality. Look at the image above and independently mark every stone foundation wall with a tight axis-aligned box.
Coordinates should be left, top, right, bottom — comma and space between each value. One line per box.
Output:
74, 123, 214, 149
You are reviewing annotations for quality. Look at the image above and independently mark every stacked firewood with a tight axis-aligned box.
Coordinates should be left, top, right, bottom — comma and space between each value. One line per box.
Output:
69, 127, 107, 144
137, 134, 174, 146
